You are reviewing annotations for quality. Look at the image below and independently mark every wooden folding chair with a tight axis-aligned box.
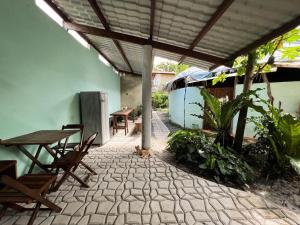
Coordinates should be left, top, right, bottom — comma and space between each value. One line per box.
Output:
0, 161, 61, 225
50, 132, 98, 191
53, 124, 84, 155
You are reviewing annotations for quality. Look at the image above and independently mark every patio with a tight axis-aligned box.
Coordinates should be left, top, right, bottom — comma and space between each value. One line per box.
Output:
0, 117, 299, 225
1, 1, 300, 224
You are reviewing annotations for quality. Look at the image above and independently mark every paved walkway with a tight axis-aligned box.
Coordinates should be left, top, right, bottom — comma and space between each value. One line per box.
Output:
1, 117, 300, 225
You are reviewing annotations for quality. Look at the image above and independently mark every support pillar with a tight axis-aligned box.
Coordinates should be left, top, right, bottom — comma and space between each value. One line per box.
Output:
142, 45, 153, 150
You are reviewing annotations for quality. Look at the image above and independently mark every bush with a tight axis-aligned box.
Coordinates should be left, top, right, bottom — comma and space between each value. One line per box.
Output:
167, 129, 254, 185
152, 92, 168, 109
167, 130, 209, 163
247, 100, 300, 176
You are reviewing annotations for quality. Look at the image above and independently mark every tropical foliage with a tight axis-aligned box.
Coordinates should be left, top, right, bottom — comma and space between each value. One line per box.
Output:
249, 98, 300, 174
167, 130, 254, 184
152, 92, 168, 109
190, 88, 262, 147
154, 61, 190, 75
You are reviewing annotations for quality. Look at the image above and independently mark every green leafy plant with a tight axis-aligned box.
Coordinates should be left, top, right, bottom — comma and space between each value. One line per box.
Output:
167, 129, 209, 163
167, 130, 254, 185
199, 143, 254, 184
152, 92, 168, 109
191, 88, 262, 147
249, 99, 300, 174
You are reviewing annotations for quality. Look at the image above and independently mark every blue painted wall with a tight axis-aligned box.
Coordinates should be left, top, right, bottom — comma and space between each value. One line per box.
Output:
0, 0, 120, 175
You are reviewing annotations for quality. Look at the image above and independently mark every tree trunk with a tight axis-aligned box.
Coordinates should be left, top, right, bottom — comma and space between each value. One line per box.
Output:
262, 73, 274, 105
233, 51, 256, 152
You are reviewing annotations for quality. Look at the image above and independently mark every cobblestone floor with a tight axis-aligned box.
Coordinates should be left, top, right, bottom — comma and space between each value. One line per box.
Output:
1, 117, 300, 225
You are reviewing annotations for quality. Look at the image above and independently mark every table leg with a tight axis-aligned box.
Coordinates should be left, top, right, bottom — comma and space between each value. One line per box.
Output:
43, 145, 58, 160
28, 145, 43, 174
125, 115, 129, 135
113, 116, 116, 135
17, 146, 49, 173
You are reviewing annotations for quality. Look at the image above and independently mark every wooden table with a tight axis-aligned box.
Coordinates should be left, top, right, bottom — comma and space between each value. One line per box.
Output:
0, 130, 79, 174
111, 109, 134, 135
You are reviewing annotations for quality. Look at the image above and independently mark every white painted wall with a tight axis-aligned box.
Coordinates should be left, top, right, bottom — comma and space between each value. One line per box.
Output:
169, 87, 204, 129
233, 81, 300, 137
169, 81, 300, 137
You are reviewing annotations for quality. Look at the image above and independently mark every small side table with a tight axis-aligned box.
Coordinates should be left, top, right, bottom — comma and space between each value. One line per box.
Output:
111, 109, 134, 135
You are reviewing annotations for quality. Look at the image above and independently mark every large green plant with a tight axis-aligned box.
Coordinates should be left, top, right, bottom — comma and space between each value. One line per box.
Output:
191, 88, 261, 147
167, 130, 254, 184
250, 99, 300, 173
199, 143, 254, 184
167, 129, 209, 163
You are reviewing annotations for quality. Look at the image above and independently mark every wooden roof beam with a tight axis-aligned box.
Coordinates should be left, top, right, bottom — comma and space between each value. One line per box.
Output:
44, 0, 119, 72
149, 0, 156, 40
88, 0, 134, 73
64, 22, 226, 65
178, 0, 234, 64
209, 15, 300, 70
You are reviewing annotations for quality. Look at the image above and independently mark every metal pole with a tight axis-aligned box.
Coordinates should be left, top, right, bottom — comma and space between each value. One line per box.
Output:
142, 45, 153, 150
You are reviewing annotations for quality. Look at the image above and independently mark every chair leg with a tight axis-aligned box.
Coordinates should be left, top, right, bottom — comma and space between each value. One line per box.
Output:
27, 203, 41, 225
0, 205, 7, 219
51, 172, 70, 192
67, 171, 89, 188
80, 162, 97, 175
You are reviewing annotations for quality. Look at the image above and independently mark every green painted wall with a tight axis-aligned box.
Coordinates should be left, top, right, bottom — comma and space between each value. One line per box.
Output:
0, 0, 120, 175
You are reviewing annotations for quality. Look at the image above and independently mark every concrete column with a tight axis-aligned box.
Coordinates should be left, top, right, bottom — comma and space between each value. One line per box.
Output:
142, 45, 153, 150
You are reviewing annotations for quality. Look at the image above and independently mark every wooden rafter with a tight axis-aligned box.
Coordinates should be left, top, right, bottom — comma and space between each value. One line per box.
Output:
119, 70, 141, 76
178, 0, 234, 64
88, 0, 134, 73
44, 0, 123, 73
149, 0, 156, 40
64, 22, 226, 65
210, 15, 300, 70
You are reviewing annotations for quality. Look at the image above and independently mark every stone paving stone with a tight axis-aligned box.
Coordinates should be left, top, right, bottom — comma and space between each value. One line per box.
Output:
89, 214, 106, 224
85, 201, 98, 215
159, 212, 177, 223
151, 213, 161, 225
160, 200, 175, 212
192, 211, 212, 222
52, 215, 71, 225
2, 123, 300, 225
126, 213, 142, 224
63, 202, 84, 215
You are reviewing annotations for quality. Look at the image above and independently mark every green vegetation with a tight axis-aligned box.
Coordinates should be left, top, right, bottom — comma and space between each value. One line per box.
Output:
153, 61, 189, 75
167, 130, 254, 185
191, 88, 262, 147
248, 98, 300, 176
167, 88, 300, 185
152, 92, 168, 110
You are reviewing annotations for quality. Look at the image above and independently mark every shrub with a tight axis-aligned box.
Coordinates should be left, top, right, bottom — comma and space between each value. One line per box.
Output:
152, 92, 168, 109
167, 129, 209, 163
167, 129, 254, 185
199, 144, 254, 184
191, 88, 262, 147
248, 100, 300, 175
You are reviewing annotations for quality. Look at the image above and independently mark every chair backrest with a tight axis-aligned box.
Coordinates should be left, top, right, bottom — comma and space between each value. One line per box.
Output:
0, 160, 17, 189
62, 124, 84, 147
73, 132, 98, 164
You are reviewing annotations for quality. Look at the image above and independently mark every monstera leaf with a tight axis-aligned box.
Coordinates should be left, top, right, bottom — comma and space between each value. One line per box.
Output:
287, 156, 300, 175
278, 114, 300, 157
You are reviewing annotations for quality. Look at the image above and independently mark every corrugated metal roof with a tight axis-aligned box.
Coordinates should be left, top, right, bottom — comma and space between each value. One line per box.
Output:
51, 0, 300, 75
